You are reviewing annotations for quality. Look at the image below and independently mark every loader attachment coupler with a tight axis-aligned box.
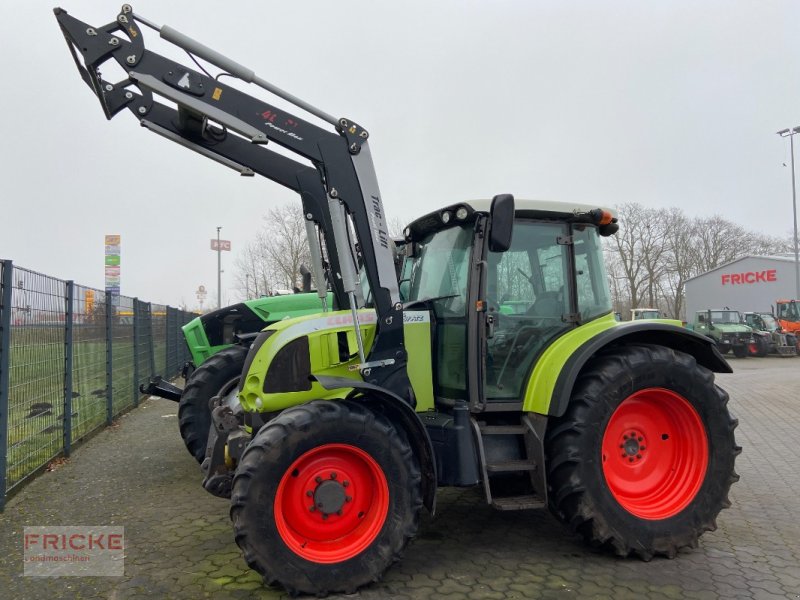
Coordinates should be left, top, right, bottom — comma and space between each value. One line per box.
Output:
54, 5, 146, 119
54, 5, 412, 402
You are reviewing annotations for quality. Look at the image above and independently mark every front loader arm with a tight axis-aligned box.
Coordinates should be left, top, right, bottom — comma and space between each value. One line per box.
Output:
54, 5, 411, 400
139, 102, 347, 307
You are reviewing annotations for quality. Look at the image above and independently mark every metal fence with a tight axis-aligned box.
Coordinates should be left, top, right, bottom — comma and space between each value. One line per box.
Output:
0, 260, 196, 510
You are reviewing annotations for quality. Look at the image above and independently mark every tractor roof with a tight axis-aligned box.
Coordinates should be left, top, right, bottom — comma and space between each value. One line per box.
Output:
407, 199, 616, 240
463, 199, 615, 218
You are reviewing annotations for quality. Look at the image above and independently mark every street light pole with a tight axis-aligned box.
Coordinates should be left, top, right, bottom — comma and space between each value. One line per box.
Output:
216, 226, 222, 309
777, 127, 800, 299
245, 273, 250, 299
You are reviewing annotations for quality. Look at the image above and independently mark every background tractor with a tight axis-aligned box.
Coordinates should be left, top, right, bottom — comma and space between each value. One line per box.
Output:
692, 309, 754, 358
742, 311, 797, 357
630, 307, 661, 320
170, 291, 332, 461
168, 247, 408, 462
57, 7, 741, 596
776, 299, 800, 351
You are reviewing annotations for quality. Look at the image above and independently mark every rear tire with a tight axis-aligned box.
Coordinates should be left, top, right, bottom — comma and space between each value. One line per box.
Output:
231, 400, 422, 595
178, 345, 248, 463
546, 344, 740, 559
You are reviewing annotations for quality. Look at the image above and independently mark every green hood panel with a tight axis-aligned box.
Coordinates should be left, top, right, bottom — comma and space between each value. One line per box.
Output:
181, 318, 214, 365
709, 324, 751, 333
181, 293, 333, 366
244, 292, 334, 321
522, 313, 683, 414
239, 309, 434, 413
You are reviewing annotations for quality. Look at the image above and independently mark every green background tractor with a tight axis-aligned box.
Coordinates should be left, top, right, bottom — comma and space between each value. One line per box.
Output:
692, 309, 754, 358
176, 292, 332, 462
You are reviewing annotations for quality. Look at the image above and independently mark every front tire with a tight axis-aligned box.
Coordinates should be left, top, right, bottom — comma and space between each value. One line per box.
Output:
178, 345, 248, 463
732, 344, 749, 358
231, 400, 422, 596
546, 344, 740, 559
751, 335, 770, 357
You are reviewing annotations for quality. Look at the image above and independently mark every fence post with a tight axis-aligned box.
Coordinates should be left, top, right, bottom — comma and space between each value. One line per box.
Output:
147, 302, 155, 379
63, 281, 74, 458
132, 298, 140, 407
165, 306, 173, 376
0, 260, 13, 511
105, 293, 113, 425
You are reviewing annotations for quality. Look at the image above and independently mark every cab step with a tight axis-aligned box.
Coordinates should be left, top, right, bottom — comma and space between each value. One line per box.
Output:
491, 495, 546, 511
486, 459, 537, 473
472, 415, 549, 511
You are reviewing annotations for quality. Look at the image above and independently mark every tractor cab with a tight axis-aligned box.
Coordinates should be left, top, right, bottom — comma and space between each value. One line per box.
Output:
744, 312, 778, 333
403, 199, 615, 407
631, 308, 661, 320
777, 299, 800, 322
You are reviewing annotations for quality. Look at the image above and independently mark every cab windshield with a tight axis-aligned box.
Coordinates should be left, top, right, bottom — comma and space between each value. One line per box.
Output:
710, 310, 741, 324
406, 224, 472, 317
405, 223, 474, 399
760, 314, 778, 330
634, 310, 660, 319
778, 302, 800, 321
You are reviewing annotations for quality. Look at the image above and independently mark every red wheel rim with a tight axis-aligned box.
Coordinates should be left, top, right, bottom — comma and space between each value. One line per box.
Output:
274, 443, 389, 563
601, 388, 708, 520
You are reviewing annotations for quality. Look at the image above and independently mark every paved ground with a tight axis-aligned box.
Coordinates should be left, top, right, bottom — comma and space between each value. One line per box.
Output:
1, 357, 799, 600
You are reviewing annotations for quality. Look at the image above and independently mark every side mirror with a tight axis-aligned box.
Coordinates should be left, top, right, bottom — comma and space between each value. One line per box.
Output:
389, 239, 402, 278
488, 193, 515, 252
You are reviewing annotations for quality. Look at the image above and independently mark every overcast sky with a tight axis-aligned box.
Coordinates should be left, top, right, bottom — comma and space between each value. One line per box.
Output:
1, 1, 798, 308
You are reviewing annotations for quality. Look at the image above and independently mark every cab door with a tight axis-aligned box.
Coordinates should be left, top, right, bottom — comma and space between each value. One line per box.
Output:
480, 220, 573, 406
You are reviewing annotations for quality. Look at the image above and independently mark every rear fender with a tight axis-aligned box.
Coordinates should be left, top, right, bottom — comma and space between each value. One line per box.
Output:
522, 314, 732, 416
547, 323, 731, 418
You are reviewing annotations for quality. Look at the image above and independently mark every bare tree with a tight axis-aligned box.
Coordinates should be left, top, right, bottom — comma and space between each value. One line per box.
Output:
659, 208, 694, 319
605, 204, 789, 321
234, 204, 312, 299
387, 215, 406, 240
606, 203, 649, 310
690, 215, 746, 273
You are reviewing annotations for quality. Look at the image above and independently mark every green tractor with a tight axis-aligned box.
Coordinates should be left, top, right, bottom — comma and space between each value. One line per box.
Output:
58, 7, 740, 596
171, 254, 407, 462
692, 309, 755, 358
630, 307, 661, 320
172, 291, 332, 461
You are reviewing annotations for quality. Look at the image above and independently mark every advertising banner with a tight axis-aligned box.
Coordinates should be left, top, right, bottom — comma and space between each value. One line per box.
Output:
104, 235, 120, 303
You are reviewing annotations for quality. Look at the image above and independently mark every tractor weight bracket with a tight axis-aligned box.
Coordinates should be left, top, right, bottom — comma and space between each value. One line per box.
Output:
139, 376, 182, 402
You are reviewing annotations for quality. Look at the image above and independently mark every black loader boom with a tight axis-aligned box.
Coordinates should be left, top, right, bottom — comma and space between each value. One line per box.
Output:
54, 4, 412, 399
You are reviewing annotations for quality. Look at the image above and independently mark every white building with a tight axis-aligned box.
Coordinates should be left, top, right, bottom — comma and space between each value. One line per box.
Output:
685, 255, 799, 319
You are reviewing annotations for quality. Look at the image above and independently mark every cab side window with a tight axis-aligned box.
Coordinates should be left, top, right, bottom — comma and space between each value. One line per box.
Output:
485, 221, 570, 401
